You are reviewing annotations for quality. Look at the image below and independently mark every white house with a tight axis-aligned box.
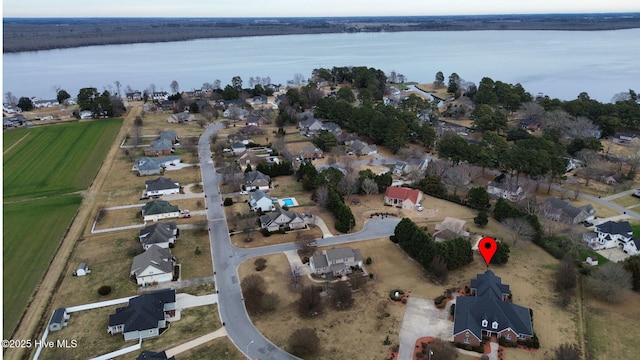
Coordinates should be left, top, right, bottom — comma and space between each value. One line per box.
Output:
583, 220, 633, 250
73, 263, 91, 276
259, 208, 306, 232
309, 247, 363, 276
130, 245, 175, 286
139, 222, 178, 250
623, 238, 640, 255
48, 308, 70, 332
384, 186, 423, 211
141, 200, 180, 222
108, 289, 176, 341
145, 177, 180, 196
487, 181, 525, 202
242, 171, 271, 192
249, 190, 276, 212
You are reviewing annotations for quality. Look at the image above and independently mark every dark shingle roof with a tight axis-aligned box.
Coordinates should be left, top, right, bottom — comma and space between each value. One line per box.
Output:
453, 296, 533, 339
139, 222, 177, 239
136, 350, 175, 360
50, 308, 66, 326
470, 270, 510, 300
142, 200, 179, 216
244, 171, 270, 185
108, 290, 175, 332
131, 245, 174, 276
596, 221, 632, 236
145, 177, 179, 192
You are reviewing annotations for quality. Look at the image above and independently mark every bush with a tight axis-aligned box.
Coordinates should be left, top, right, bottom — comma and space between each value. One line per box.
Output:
365, 257, 372, 265
223, 197, 234, 206
390, 235, 398, 243
450, 303, 456, 316
389, 289, 404, 301
288, 328, 320, 357
254, 257, 267, 271
498, 337, 518, 347
98, 285, 112, 296
261, 228, 271, 237
194, 246, 202, 255
434, 295, 447, 308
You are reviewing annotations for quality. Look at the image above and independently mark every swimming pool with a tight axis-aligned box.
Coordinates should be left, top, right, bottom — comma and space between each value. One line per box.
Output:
282, 198, 295, 206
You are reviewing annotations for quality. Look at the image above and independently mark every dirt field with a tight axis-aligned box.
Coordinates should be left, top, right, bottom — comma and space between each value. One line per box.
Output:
239, 234, 578, 360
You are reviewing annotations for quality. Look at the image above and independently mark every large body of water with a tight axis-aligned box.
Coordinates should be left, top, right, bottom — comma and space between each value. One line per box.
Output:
4, 29, 640, 102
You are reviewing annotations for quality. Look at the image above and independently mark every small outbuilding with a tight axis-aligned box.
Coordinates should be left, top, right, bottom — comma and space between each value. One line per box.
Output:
49, 308, 70, 332
73, 263, 91, 276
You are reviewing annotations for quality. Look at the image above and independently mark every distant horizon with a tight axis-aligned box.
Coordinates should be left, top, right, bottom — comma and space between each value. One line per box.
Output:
4, 12, 640, 20
3, 0, 640, 18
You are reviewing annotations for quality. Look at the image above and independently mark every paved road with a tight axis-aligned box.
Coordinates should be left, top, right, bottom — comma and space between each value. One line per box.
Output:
198, 125, 400, 360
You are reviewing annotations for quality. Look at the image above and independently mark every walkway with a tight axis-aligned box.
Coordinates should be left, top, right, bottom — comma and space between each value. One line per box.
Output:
313, 215, 333, 238
164, 327, 228, 357
138, 276, 215, 293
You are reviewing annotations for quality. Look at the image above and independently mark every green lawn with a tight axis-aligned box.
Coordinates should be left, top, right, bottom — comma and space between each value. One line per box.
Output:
3, 120, 122, 201
2, 119, 122, 336
3, 195, 82, 336
632, 223, 640, 238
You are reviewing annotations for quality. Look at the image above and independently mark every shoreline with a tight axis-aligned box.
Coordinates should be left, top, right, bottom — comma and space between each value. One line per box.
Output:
4, 13, 640, 53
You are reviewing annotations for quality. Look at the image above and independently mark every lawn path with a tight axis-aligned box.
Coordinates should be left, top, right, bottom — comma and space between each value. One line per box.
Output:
5, 110, 137, 360
3, 131, 30, 155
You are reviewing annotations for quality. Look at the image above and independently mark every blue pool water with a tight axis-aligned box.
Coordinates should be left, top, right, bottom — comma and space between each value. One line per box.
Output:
282, 198, 295, 206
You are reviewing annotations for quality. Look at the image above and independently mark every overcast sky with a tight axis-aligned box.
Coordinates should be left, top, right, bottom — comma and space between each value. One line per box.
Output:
3, 0, 640, 17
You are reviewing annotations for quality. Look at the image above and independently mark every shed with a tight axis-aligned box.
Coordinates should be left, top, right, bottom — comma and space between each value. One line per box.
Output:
49, 308, 70, 332
73, 263, 91, 276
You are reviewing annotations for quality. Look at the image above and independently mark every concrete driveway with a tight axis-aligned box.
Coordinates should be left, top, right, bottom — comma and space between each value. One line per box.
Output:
597, 247, 631, 262
398, 297, 454, 360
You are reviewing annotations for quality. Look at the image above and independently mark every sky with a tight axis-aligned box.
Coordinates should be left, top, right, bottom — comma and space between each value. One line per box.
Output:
3, 0, 640, 17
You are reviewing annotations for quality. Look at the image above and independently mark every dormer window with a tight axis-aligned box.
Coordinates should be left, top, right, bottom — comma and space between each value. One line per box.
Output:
481, 319, 488, 327
492, 321, 499, 329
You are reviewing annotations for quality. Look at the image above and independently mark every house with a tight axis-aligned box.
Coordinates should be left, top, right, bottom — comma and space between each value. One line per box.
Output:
231, 142, 247, 155
33, 99, 59, 108
298, 117, 324, 133
139, 222, 178, 250
487, 182, 525, 202
613, 132, 638, 146
249, 190, 276, 212
3, 104, 21, 113
142, 200, 180, 222
130, 245, 175, 286
145, 177, 180, 196
322, 122, 342, 135
251, 95, 268, 105
309, 247, 363, 276
137, 350, 176, 360
159, 100, 175, 111
168, 112, 194, 123
242, 171, 271, 192
73, 263, 91, 276
384, 186, 423, 211
259, 208, 306, 232
246, 114, 270, 126
48, 308, 70, 332
350, 140, 377, 156
152, 92, 170, 101
453, 270, 533, 347
145, 138, 174, 156
584, 220, 634, 250
393, 157, 429, 176
518, 119, 541, 131
541, 197, 595, 224
299, 145, 324, 161
623, 237, 640, 255
132, 156, 181, 176
337, 132, 358, 145
108, 289, 177, 341
434, 217, 470, 242
80, 110, 93, 119
126, 91, 143, 101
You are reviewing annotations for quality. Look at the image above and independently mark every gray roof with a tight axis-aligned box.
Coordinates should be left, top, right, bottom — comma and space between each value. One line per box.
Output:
488, 181, 521, 193
244, 170, 270, 185
131, 245, 174, 276
50, 308, 67, 325
543, 197, 588, 220
453, 296, 533, 340
311, 251, 328, 268
322, 122, 341, 132
137, 351, 175, 360
324, 247, 362, 263
259, 208, 303, 227
470, 270, 510, 300
108, 290, 175, 331
145, 177, 179, 191
142, 200, 179, 216
159, 130, 177, 142
139, 222, 177, 239
597, 220, 633, 236
140, 226, 174, 247
250, 190, 272, 202
147, 138, 173, 152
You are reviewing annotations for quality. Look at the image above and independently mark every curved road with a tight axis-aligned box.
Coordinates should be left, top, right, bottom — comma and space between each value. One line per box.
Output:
199, 125, 399, 360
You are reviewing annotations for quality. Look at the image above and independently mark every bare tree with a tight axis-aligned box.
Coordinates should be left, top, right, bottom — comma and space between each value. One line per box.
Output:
442, 166, 469, 197
519, 102, 546, 121
213, 79, 221, 90
149, 83, 157, 95
170, 80, 180, 94
114, 80, 121, 97
588, 262, 632, 302
288, 265, 302, 291
288, 328, 320, 357
576, 149, 599, 186
388, 70, 398, 83
567, 116, 598, 138
428, 255, 448, 284
4, 91, 17, 105
315, 185, 330, 211
361, 178, 379, 195
298, 285, 322, 317
502, 217, 536, 247
331, 281, 354, 310
292, 73, 305, 85
339, 175, 358, 199
295, 233, 317, 256
540, 218, 566, 239
553, 343, 581, 360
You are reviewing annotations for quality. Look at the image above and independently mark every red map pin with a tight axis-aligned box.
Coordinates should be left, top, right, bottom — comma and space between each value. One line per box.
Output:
479, 237, 497, 266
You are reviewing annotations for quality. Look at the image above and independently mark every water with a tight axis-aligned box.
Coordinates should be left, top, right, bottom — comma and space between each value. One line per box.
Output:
4, 29, 640, 102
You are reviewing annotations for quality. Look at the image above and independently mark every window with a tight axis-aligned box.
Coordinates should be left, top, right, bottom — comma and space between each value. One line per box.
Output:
492, 321, 499, 330
464, 337, 470, 344
504, 334, 511, 340
481, 319, 488, 327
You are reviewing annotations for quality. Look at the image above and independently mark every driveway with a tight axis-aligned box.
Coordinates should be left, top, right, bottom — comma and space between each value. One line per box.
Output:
597, 247, 631, 262
398, 297, 454, 360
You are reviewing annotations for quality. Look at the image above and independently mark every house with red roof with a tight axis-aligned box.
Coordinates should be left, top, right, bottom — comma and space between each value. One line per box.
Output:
383, 186, 423, 211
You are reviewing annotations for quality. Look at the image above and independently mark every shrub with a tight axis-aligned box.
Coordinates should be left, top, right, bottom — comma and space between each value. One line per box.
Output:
389, 289, 404, 301
434, 295, 446, 304
390, 235, 398, 243
223, 197, 234, 206
254, 257, 267, 271
194, 246, 202, 255
365, 257, 372, 265
98, 285, 112, 296
288, 328, 320, 357
261, 228, 271, 237
449, 303, 456, 316
498, 337, 518, 347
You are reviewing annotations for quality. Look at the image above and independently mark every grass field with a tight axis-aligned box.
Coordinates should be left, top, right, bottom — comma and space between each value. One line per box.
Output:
3, 120, 122, 201
2, 119, 122, 336
3, 195, 82, 335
